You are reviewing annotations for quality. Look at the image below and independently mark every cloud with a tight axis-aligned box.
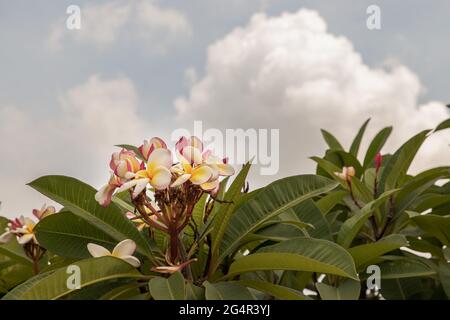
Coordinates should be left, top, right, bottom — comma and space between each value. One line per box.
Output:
0, 75, 148, 218
175, 9, 450, 186
49, 0, 191, 52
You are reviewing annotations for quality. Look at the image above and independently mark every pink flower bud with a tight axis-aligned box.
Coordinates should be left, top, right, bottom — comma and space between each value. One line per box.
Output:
375, 152, 382, 172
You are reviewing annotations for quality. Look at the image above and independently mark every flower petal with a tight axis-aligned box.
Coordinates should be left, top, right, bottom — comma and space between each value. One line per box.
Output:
201, 179, 220, 191
112, 239, 136, 257
190, 166, 213, 185
120, 255, 141, 268
131, 178, 149, 198
189, 136, 203, 152
0, 232, 14, 244
217, 163, 235, 176
148, 148, 173, 170
182, 146, 203, 165
18, 234, 34, 245
171, 174, 191, 188
87, 243, 111, 257
150, 167, 172, 190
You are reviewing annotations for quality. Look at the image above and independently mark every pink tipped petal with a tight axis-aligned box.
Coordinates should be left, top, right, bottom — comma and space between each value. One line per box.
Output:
151, 137, 167, 149
87, 243, 111, 257
202, 149, 212, 161
131, 179, 149, 198
217, 163, 235, 176
176, 136, 189, 153
121, 255, 141, 268
95, 184, 116, 207
190, 136, 203, 152
190, 166, 213, 185
200, 179, 220, 191
112, 239, 136, 257
32, 209, 41, 220
171, 174, 191, 188
148, 148, 173, 170
116, 179, 139, 194
0, 232, 14, 244
150, 167, 172, 190
182, 146, 203, 165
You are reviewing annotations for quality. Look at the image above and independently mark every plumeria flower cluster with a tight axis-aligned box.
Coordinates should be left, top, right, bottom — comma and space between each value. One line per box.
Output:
95, 136, 234, 207
95, 136, 235, 267
0, 205, 55, 245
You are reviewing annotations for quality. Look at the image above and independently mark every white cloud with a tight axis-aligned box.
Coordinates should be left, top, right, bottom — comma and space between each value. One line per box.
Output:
0, 76, 148, 218
49, 0, 191, 52
175, 9, 450, 187
136, 1, 192, 53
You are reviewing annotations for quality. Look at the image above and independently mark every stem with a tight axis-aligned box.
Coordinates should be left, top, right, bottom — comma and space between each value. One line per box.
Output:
377, 196, 395, 240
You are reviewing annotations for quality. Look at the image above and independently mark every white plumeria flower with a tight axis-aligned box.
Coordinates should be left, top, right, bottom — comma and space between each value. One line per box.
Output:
117, 148, 173, 197
87, 239, 141, 268
15, 217, 38, 245
32, 204, 56, 220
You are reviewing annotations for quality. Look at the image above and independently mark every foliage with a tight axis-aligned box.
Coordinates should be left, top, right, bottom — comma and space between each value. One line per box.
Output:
1, 120, 450, 300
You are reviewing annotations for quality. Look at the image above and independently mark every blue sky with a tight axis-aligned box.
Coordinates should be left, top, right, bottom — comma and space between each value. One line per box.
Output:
1, 0, 449, 216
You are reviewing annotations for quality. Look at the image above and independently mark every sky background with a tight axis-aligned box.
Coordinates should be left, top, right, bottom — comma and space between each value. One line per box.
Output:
1, 0, 449, 218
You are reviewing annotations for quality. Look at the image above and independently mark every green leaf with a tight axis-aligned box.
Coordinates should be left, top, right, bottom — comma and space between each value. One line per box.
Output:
434, 118, 450, 132
204, 281, 255, 300
395, 167, 450, 215
321, 129, 344, 150
337, 189, 399, 248
378, 258, 436, 279
0, 241, 32, 267
350, 118, 370, 157
218, 175, 338, 264
379, 130, 430, 193
381, 277, 433, 300
279, 199, 332, 240
412, 214, 450, 246
211, 162, 251, 263
438, 262, 450, 299
348, 234, 408, 269
27, 176, 153, 260
234, 280, 307, 300
226, 237, 358, 280
148, 272, 185, 300
316, 190, 347, 215
316, 279, 360, 300
2, 257, 142, 300
186, 282, 205, 300
363, 126, 392, 169
35, 211, 118, 259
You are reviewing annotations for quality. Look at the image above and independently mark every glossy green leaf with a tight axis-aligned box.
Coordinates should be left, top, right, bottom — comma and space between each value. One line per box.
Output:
316, 279, 360, 300
35, 211, 117, 259
412, 214, 450, 246
350, 119, 370, 157
321, 129, 344, 150
148, 272, 185, 300
218, 175, 338, 264
363, 126, 392, 169
235, 280, 307, 300
226, 237, 358, 280
337, 189, 399, 248
204, 281, 255, 300
27, 176, 153, 259
348, 234, 408, 268
2, 257, 142, 300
